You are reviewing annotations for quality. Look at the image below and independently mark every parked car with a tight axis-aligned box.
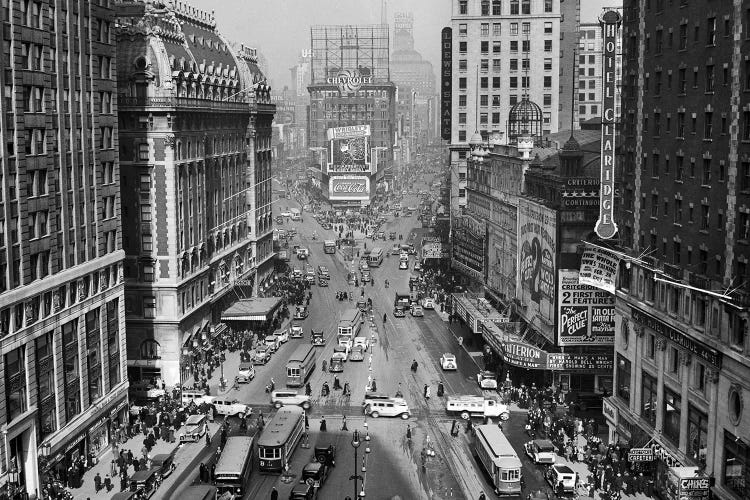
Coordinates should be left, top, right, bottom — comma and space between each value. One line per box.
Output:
265, 335, 280, 353
271, 390, 312, 410
318, 277, 329, 287
413, 261, 422, 272
394, 305, 406, 317
422, 297, 435, 309
289, 483, 316, 500
524, 439, 557, 464
179, 414, 207, 442
360, 271, 371, 283
253, 346, 271, 364
391, 244, 400, 255
311, 329, 325, 346
440, 353, 457, 370
274, 329, 289, 344
477, 370, 498, 389
546, 464, 576, 493
314, 443, 336, 466
150, 451, 177, 479
398, 260, 408, 270
350, 345, 365, 361
353, 336, 369, 352
280, 210, 291, 218
410, 304, 424, 317
294, 306, 309, 320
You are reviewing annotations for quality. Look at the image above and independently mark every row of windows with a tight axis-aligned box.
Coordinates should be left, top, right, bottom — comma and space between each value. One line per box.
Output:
459, 57, 553, 72
458, 93, 553, 107
458, 21, 553, 37
458, 39, 553, 54
457, 75, 553, 90
457, 0, 552, 16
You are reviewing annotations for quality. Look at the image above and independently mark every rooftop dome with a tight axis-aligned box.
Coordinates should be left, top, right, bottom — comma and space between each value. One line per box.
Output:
507, 96, 543, 147
562, 134, 581, 152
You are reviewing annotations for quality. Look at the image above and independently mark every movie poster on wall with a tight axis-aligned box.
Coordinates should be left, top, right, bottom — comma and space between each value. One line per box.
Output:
516, 200, 556, 338
558, 269, 615, 345
327, 125, 371, 173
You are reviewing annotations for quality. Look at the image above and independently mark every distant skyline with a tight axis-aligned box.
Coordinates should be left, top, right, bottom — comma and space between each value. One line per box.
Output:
187, 0, 620, 89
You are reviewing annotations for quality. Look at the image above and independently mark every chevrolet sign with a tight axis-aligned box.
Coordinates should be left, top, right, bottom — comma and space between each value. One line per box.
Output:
327, 70, 373, 93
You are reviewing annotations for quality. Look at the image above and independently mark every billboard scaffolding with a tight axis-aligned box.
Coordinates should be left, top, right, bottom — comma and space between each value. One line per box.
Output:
310, 25, 390, 84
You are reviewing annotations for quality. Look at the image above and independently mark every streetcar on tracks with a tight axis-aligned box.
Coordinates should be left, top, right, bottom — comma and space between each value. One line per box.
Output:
286, 344, 317, 387
215, 436, 254, 497
258, 406, 305, 473
473, 424, 522, 496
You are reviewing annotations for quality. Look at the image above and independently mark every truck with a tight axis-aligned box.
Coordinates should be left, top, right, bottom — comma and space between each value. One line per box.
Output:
393, 291, 411, 316
445, 395, 510, 421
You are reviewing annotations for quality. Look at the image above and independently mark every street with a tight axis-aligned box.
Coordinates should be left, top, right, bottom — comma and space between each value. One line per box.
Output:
168, 179, 538, 500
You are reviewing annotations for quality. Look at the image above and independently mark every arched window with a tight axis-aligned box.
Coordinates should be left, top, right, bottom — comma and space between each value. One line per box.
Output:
140, 339, 161, 359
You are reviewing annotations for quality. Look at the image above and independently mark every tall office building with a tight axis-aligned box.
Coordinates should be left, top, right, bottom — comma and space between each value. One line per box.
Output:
448, 0, 561, 213
115, 1, 275, 388
0, 0, 127, 494
557, 0, 579, 131
608, 2, 750, 499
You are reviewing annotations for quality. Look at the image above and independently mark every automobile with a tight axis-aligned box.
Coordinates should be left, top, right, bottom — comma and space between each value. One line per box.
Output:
394, 305, 406, 317
303, 204, 310, 212
353, 336, 369, 352
287, 228, 297, 237
333, 345, 349, 360
274, 329, 289, 344
361, 393, 393, 407
359, 260, 369, 271
289, 483, 316, 500
350, 345, 365, 361
181, 390, 210, 406
317, 266, 330, 279
440, 353, 457, 370
413, 261, 422, 272
237, 362, 256, 382
391, 244, 400, 255
422, 297, 435, 309
292, 269, 303, 280
410, 304, 424, 317
400, 251, 409, 261
329, 353, 346, 372
253, 345, 271, 364
375, 231, 386, 240
270, 390, 312, 410
211, 398, 251, 417
290, 324, 304, 338
398, 260, 409, 270
300, 461, 329, 489
477, 370, 499, 389
150, 450, 177, 479
360, 271, 371, 283
294, 306, 309, 320
311, 329, 325, 346
363, 398, 410, 419
524, 439, 557, 464
546, 464, 577, 493
128, 469, 159, 498
389, 231, 397, 240
321, 222, 333, 230
179, 414, 207, 442
318, 277, 329, 287
314, 443, 336, 466
407, 206, 418, 212
264, 335, 280, 353
275, 215, 284, 225
297, 249, 308, 260
280, 210, 291, 218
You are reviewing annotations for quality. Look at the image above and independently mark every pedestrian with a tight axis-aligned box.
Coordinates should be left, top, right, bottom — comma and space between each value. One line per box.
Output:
478, 493, 486, 500
205, 431, 211, 447
110, 459, 117, 478
94, 472, 102, 493
210, 463, 216, 483
320, 417, 327, 432
342, 415, 348, 431
424, 384, 430, 400
450, 419, 458, 437
270, 487, 279, 500
406, 424, 412, 441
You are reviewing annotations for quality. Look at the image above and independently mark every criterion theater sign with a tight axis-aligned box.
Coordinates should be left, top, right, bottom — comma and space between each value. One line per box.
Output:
327, 69, 373, 93
594, 10, 621, 240
328, 176, 370, 200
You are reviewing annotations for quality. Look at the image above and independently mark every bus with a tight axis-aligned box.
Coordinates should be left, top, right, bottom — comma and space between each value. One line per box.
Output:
473, 425, 523, 496
286, 344, 317, 387
258, 406, 305, 474
290, 208, 301, 221
367, 247, 384, 267
214, 436, 254, 497
181, 486, 217, 500
337, 309, 362, 347
323, 240, 336, 254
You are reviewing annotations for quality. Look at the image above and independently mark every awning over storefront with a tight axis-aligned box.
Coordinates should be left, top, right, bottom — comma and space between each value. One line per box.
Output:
221, 297, 282, 322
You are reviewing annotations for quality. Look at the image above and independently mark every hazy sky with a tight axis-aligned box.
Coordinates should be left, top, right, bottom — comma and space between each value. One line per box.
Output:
188, 0, 617, 88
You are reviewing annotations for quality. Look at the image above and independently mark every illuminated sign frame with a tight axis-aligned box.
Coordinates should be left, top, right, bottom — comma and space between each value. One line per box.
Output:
441, 27, 452, 140
594, 10, 621, 239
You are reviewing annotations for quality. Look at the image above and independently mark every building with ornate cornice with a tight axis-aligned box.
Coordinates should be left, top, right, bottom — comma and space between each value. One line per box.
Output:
0, 0, 128, 494
114, 0, 275, 388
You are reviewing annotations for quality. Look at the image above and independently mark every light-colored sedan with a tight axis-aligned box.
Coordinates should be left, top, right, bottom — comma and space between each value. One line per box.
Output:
422, 298, 435, 309
410, 305, 424, 317
399, 260, 409, 270
440, 353, 457, 370
271, 390, 312, 410
273, 329, 289, 344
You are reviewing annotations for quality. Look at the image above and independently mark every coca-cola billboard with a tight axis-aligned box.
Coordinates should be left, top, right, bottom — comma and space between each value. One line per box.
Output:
328, 176, 370, 200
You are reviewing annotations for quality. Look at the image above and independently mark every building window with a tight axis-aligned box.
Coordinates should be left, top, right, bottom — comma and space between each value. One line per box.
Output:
510, 22, 518, 35
62, 319, 81, 421
36, 332, 56, 437
707, 17, 716, 45
143, 296, 156, 318
140, 339, 160, 359
723, 430, 749, 499
481, 0, 489, 15
459, 0, 467, 14
510, 0, 518, 14
521, 0, 530, 14
459, 23, 467, 36
641, 371, 657, 427
544, 40, 552, 52
5, 347, 26, 422
106, 299, 121, 387
616, 354, 631, 404
544, 0, 552, 12
663, 388, 681, 445
141, 234, 153, 253
492, 0, 501, 15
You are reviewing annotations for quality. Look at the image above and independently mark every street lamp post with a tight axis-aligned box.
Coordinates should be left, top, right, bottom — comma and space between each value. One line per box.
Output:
350, 430, 363, 499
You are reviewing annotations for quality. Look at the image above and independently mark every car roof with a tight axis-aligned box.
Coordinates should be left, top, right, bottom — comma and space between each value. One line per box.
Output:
265, 335, 276, 340
553, 465, 575, 474
303, 462, 323, 472
443, 353, 455, 358
185, 414, 205, 424
532, 439, 555, 447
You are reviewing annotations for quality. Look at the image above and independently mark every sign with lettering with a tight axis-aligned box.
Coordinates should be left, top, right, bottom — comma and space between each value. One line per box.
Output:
441, 27, 452, 140
328, 176, 370, 200
602, 397, 618, 424
329, 133, 371, 173
546, 352, 614, 372
499, 340, 548, 369
326, 125, 371, 140
327, 70, 373, 93
579, 246, 620, 293
517, 199, 557, 340
628, 448, 654, 462
558, 270, 615, 345
630, 306, 722, 368
594, 10, 621, 240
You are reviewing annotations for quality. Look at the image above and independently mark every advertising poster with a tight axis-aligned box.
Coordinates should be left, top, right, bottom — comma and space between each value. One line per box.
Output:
328, 176, 370, 200
558, 269, 615, 345
327, 125, 371, 174
546, 352, 614, 372
579, 246, 620, 293
517, 199, 557, 337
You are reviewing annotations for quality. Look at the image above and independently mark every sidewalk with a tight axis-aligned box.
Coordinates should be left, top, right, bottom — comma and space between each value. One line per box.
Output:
70, 422, 222, 498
